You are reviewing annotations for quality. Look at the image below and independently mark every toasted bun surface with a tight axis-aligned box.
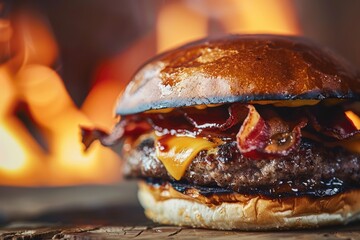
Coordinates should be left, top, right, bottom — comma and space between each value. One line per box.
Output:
116, 34, 360, 115
138, 181, 360, 230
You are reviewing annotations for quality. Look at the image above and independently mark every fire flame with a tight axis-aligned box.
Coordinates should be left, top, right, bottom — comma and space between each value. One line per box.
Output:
218, 0, 300, 35
156, 1, 208, 53
156, 0, 300, 52
0, 9, 120, 186
0, 124, 26, 172
346, 111, 360, 130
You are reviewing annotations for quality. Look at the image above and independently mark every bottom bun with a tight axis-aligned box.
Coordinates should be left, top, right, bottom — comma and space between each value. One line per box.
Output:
138, 181, 360, 230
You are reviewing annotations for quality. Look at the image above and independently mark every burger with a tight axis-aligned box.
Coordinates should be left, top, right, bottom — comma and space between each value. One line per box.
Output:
82, 34, 360, 230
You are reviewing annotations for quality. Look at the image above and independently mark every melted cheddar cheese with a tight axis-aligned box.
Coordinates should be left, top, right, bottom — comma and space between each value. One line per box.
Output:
155, 135, 219, 180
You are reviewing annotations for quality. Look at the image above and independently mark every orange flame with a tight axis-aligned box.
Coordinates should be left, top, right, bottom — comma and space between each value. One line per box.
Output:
156, 1, 208, 53
0, 123, 27, 172
0, 9, 121, 186
219, 0, 300, 35
346, 111, 360, 130
156, 0, 300, 53
342, 111, 360, 154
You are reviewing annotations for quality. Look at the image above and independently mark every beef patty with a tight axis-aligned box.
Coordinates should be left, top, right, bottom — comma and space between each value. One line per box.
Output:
123, 136, 360, 194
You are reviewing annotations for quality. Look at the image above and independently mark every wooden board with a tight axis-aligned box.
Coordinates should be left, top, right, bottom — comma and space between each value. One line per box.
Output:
1, 223, 360, 239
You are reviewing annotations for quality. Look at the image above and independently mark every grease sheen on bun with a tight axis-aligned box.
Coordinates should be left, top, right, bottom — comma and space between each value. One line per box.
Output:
138, 182, 360, 230
116, 34, 360, 115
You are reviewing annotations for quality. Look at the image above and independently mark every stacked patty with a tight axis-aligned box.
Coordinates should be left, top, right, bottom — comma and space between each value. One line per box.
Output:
124, 136, 360, 197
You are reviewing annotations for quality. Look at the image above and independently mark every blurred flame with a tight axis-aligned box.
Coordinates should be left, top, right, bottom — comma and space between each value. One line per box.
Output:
0, 19, 13, 63
342, 110, 360, 154
156, 1, 208, 53
346, 111, 360, 130
82, 78, 120, 130
15, 65, 110, 176
82, 33, 156, 129
0, 9, 120, 186
0, 123, 26, 172
157, 0, 300, 53
14, 11, 58, 67
0, 19, 13, 42
220, 0, 300, 35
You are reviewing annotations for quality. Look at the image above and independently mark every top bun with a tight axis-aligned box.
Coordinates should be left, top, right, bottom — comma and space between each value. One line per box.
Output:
116, 34, 360, 115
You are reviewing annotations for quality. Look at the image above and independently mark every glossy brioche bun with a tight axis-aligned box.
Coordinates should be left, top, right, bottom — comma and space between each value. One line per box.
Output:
138, 181, 360, 230
116, 34, 360, 115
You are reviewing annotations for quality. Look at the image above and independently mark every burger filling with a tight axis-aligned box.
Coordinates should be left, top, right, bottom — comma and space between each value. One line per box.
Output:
82, 101, 360, 197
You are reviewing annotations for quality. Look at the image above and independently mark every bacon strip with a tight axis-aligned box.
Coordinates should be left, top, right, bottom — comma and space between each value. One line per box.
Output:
81, 119, 151, 150
81, 126, 122, 150
82, 102, 359, 160
308, 106, 360, 140
147, 111, 194, 135
237, 105, 307, 159
183, 103, 247, 130
236, 105, 270, 159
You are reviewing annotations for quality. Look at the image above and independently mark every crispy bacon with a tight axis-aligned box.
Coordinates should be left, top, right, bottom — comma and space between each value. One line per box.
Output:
82, 102, 359, 161
236, 105, 270, 159
236, 105, 307, 159
183, 103, 248, 130
81, 118, 151, 150
81, 125, 120, 150
308, 106, 360, 140
146, 104, 248, 138
147, 111, 195, 135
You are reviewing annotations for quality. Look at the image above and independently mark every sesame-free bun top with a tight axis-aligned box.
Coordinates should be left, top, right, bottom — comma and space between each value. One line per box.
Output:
116, 34, 360, 115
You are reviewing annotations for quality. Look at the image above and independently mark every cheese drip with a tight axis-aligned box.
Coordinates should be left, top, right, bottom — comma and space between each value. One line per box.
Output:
155, 135, 218, 180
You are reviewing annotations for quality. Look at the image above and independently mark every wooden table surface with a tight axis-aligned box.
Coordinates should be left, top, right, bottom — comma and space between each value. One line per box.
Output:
2, 222, 360, 239
1, 182, 360, 239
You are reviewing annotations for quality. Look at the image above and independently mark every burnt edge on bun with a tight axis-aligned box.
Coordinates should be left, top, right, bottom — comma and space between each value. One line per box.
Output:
116, 34, 360, 115
138, 181, 360, 230
143, 177, 357, 199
